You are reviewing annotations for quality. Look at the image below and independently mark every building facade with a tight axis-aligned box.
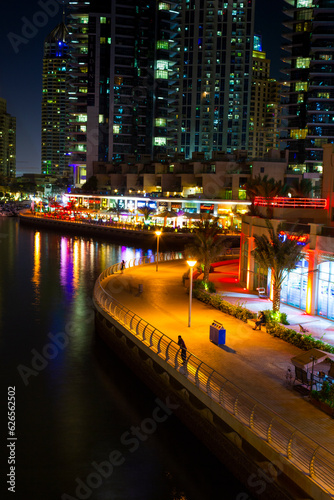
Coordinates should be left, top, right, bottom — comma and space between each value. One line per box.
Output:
0, 98, 16, 178
41, 22, 70, 178
282, 0, 334, 174
248, 35, 282, 159
177, 0, 255, 159
240, 215, 334, 321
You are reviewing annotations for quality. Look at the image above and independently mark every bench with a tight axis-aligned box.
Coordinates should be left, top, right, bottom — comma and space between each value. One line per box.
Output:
247, 319, 267, 332
256, 287, 268, 299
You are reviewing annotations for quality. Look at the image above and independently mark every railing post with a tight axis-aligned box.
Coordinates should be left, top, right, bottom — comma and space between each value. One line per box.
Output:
309, 446, 320, 479
195, 361, 203, 387
165, 339, 173, 362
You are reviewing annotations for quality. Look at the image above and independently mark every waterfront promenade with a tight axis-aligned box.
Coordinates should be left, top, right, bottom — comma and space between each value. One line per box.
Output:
103, 259, 334, 454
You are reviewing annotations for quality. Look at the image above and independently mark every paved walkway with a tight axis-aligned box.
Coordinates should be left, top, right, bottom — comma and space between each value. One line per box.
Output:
104, 260, 334, 454
209, 261, 334, 346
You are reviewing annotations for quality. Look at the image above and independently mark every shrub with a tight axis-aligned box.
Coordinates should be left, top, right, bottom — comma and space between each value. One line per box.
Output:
192, 286, 334, 354
193, 279, 216, 294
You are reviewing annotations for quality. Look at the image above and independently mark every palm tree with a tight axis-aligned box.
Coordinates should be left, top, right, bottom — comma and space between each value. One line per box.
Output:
137, 206, 155, 221
252, 220, 304, 312
245, 175, 287, 218
184, 219, 229, 282
290, 178, 313, 198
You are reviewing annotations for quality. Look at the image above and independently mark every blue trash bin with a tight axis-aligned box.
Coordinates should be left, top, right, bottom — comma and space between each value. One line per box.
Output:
210, 320, 226, 346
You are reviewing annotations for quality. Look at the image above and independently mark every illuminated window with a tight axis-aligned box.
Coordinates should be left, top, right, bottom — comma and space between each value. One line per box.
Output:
296, 0, 313, 7
79, 87, 87, 93
113, 125, 120, 134
318, 92, 330, 98
99, 115, 104, 123
157, 60, 169, 70
320, 54, 332, 61
100, 37, 106, 44
100, 16, 106, 23
77, 114, 87, 122
80, 46, 88, 54
297, 93, 304, 103
296, 58, 310, 68
295, 82, 308, 91
290, 128, 308, 139
157, 40, 169, 50
155, 70, 168, 79
80, 125, 86, 132
158, 2, 170, 10
155, 118, 166, 127
154, 137, 167, 146
77, 144, 86, 152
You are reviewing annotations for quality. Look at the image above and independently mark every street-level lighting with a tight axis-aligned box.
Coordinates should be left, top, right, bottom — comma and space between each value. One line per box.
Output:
187, 259, 197, 327
155, 230, 162, 272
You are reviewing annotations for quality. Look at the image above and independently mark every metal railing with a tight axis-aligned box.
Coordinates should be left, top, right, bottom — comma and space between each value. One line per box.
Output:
93, 256, 334, 497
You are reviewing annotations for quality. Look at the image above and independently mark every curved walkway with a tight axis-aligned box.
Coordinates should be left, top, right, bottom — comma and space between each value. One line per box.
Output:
103, 259, 334, 455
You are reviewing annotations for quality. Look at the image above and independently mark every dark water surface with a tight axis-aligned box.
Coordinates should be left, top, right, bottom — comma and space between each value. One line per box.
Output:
0, 218, 252, 500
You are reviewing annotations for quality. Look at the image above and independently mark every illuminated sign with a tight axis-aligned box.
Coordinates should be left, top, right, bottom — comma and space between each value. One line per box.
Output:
200, 204, 214, 213
279, 232, 309, 246
137, 201, 146, 208
148, 201, 157, 209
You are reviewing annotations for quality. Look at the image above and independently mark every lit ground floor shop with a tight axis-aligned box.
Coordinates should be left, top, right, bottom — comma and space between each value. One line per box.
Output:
240, 216, 334, 321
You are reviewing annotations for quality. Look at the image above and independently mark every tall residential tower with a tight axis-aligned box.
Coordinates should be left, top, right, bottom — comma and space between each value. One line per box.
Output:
0, 98, 16, 178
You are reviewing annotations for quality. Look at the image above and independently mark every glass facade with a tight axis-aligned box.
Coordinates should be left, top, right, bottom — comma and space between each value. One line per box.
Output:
280, 259, 308, 310
318, 260, 334, 320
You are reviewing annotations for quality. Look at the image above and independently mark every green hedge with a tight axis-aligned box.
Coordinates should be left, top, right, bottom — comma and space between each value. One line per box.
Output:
193, 289, 334, 354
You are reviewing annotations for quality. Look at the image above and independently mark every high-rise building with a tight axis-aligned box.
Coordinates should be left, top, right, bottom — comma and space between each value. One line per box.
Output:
0, 98, 16, 178
176, 0, 255, 159
67, 0, 179, 185
41, 21, 70, 178
282, 0, 334, 174
249, 35, 282, 159
65, 0, 256, 185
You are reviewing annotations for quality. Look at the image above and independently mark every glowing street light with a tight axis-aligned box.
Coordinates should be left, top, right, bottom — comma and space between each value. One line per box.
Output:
187, 259, 197, 327
155, 230, 162, 272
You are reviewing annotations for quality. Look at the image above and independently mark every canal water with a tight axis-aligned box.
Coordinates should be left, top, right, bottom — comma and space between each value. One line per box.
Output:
1, 217, 253, 500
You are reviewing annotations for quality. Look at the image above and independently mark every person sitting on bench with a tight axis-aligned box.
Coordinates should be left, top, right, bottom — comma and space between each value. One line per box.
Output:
253, 311, 266, 330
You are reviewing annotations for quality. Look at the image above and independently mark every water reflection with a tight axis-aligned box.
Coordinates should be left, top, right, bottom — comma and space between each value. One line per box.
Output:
32, 231, 41, 302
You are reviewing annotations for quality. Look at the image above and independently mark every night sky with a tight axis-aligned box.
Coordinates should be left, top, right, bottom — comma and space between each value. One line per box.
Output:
0, 0, 284, 176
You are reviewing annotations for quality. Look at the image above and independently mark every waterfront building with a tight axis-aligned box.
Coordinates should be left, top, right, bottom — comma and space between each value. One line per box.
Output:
66, 0, 179, 186
0, 97, 16, 178
282, 0, 334, 175
41, 21, 70, 178
248, 35, 282, 159
176, 0, 255, 159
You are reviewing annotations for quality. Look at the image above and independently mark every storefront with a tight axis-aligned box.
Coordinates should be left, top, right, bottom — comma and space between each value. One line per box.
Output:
240, 216, 334, 321
281, 259, 308, 311
318, 260, 334, 321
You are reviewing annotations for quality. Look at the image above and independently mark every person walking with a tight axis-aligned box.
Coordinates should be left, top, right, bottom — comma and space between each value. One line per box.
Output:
178, 335, 187, 364
120, 260, 125, 273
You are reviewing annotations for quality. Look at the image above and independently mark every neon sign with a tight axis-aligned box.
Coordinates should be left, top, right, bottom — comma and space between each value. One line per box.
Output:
279, 232, 309, 245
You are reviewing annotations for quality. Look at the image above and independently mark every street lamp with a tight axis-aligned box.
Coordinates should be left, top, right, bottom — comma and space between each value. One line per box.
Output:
155, 230, 162, 272
187, 259, 197, 327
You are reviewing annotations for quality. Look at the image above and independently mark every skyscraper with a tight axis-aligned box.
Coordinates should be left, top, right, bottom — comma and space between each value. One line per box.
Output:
282, 0, 334, 174
249, 35, 282, 159
0, 97, 16, 178
65, 0, 256, 185
41, 21, 70, 178
176, 0, 255, 158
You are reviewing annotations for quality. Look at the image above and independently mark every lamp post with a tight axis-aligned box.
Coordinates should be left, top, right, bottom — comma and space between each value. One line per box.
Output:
155, 230, 161, 272
187, 259, 197, 327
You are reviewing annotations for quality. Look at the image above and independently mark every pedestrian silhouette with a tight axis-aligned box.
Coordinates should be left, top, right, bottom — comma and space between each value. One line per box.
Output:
178, 335, 187, 364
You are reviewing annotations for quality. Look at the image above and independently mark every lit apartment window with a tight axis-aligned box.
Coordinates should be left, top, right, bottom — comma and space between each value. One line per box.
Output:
100, 37, 106, 44
113, 125, 120, 134
80, 125, 86, 132
320, 54, 332, 61
77, 115, 87, 122
154, 137, 167, 146
296, 57, 310, 68
158, 2, 170, 10
155, 70, 168, 79
100, 17, 106, 23
295, 82, 308, 92
290, 128, 308, 140
318, 92, 330, 99
296, 0, 313, 7
157, 60, 169, 70
157, 40, 169, 50
155, 118, 166, 127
